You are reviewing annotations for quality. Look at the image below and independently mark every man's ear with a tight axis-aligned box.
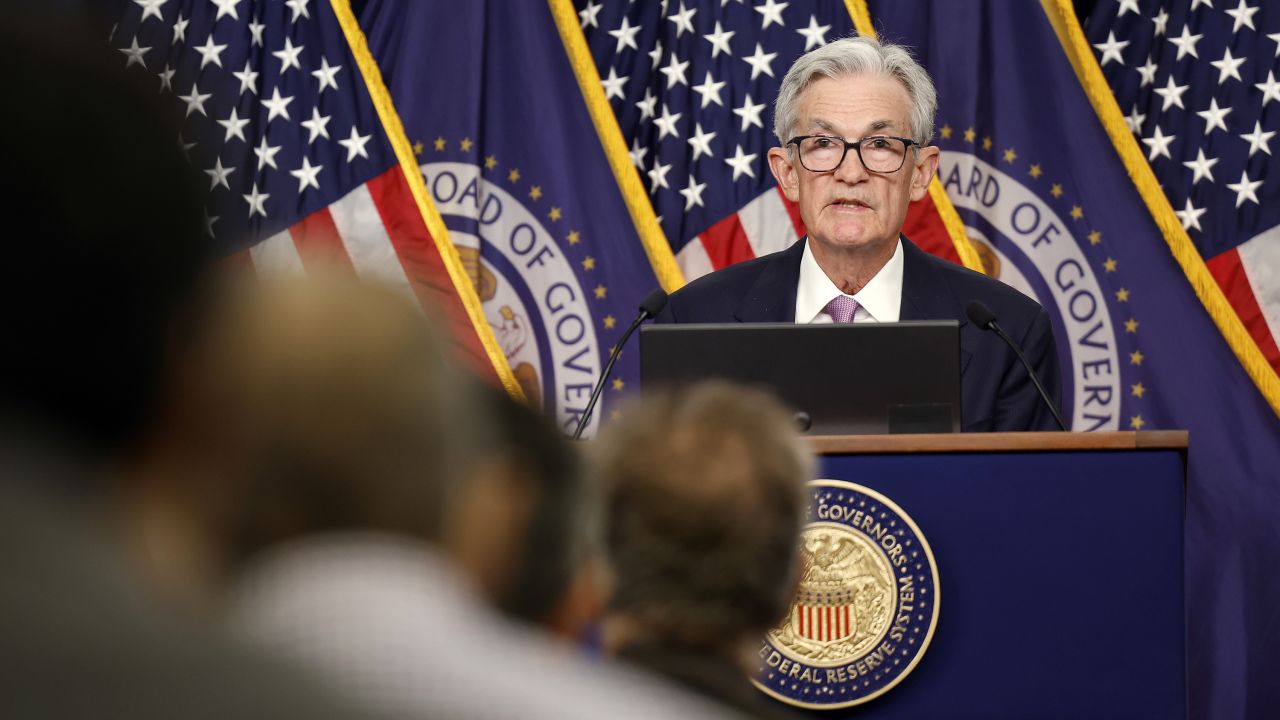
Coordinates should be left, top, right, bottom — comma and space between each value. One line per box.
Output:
768, 147, 800, 202
909, 145, 940, 202
541, 556, 608, 643
443, 458, 536, 604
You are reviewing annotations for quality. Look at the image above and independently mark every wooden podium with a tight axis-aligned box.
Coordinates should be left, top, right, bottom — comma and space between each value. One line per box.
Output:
794, 431, 1187, 719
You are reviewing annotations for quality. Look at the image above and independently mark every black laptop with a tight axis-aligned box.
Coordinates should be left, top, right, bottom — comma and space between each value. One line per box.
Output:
639, 322, 962, 434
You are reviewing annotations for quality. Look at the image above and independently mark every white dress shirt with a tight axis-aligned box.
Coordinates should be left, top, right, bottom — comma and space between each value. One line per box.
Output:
794, 238, 904, 324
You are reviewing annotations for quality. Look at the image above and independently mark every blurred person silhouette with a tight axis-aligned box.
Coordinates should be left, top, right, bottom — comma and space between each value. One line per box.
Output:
132, 329, 606, 640
593, 384, 814, 719
0, 20, 363, 720
162, 275, 736, 720
472, 384, 605, 640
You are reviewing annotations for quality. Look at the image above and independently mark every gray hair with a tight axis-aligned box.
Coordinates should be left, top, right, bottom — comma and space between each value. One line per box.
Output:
773, 35, 938, 147
594, 382, 813, 649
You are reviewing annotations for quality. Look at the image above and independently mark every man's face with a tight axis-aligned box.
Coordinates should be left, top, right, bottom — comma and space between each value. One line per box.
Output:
768, 73, 939, 257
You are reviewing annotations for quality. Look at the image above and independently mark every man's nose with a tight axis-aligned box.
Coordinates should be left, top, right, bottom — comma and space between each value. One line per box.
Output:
832, 146, 869, 184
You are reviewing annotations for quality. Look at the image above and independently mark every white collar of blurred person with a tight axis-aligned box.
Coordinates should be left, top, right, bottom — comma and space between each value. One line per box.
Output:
230, 531, 579, 644
227, 532, 740, 720
230, 532, 482, 629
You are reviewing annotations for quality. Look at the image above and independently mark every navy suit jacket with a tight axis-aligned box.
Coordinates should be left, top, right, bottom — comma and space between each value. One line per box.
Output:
655, 237, 1063, 432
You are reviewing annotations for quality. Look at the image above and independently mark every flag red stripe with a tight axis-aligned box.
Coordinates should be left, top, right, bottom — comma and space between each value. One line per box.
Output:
289, 206, 356, 274
699, 211, 755, 270
363, 169, 497, 381
1206, 249, 1280, 372
903, 193, 963, 265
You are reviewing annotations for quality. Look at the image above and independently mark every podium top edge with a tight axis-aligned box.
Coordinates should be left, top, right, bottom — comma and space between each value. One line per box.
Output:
807, 430, 1188, 455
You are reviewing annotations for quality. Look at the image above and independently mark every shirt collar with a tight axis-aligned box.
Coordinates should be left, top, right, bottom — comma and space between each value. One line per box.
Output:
795, 237, 904, 323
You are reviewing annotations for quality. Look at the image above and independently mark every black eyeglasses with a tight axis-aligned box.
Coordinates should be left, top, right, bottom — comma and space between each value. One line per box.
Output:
786, 135, 921, 174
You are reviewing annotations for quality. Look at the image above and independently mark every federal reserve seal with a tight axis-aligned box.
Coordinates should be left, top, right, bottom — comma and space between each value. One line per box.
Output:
753, 480, 939, 709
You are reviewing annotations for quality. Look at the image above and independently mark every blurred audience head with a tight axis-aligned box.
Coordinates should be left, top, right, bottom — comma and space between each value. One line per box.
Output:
466, 386, 598, 633
593, 382, 813, 660
153, 274, 599, 628
0, 19, 211, 465
166, 275, 479, 565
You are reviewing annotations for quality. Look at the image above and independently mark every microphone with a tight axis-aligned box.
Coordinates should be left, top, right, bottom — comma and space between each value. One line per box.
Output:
571, 288, 669, 439
965, 300, 1068, 431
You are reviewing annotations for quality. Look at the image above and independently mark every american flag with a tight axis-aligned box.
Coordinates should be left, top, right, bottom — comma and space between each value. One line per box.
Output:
577, 0, 871, 282
107, 0, 512, 388
1084, 0, 1280, 373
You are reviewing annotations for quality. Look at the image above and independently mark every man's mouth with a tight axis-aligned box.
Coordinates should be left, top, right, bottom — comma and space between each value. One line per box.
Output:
830, 199, 870, 209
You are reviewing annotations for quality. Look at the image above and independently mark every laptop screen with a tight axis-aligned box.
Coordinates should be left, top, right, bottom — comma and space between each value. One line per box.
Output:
639, 322, 962, 435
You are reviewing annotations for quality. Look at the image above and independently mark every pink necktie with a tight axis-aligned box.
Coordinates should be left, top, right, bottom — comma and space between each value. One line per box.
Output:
825, 295, 859, 323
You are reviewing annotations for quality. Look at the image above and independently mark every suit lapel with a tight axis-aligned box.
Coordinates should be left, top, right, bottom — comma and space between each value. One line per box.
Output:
899, 238, 962, 322
732, 237, 806, 322
899, 238, 973, 373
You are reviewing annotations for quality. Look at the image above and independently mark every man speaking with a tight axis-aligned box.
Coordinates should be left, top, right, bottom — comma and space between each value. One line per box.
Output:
656, 36, 1062, 433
